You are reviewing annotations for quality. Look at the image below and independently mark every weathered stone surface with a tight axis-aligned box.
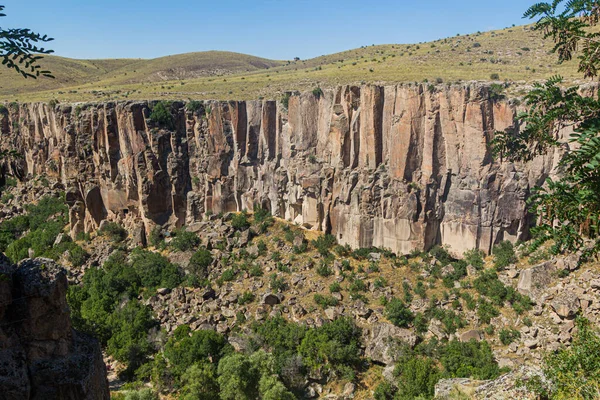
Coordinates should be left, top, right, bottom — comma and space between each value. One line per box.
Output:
364, 322, 417, 364
460, 329, 483, 342
3, 84, 560, 256
518, 261, 557, 299
551, 291, 580, 319
0, 257, 109, 399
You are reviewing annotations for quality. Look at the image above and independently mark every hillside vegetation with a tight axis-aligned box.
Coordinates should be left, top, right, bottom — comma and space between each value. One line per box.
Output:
0, 24, 581, 103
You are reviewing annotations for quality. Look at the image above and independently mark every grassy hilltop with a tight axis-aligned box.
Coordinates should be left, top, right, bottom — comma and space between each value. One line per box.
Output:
0, 24, 581, 103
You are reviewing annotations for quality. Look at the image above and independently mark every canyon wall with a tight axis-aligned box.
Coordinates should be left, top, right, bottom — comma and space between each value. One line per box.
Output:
0, 257, 109, 399
1, 84, 560, 256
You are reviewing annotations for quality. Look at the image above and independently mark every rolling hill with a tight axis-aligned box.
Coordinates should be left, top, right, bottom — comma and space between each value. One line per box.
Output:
0, 24, 582, 103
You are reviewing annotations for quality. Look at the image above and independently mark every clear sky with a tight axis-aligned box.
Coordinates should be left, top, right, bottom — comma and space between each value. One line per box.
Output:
4, 0, 533, 60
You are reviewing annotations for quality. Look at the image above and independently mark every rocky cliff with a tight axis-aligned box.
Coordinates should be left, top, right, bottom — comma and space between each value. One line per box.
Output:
0, 257, 109, 399
1, 83, 560, 256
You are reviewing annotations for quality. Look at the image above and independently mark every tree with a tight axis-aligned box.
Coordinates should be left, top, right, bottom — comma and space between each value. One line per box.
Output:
0, 5, 53, 78
493, 1, 600, 258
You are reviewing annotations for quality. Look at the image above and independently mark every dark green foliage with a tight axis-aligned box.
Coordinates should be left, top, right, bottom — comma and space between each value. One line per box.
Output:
499, 328, 521, 345
170, 229, 199, 252
251, 317, 307, 374
149, 101, 174, 129
529, 318, 600, 399
269, 273, 286, 292
238, 291, 255, 305
231, 211, 250, 231
163, 325, 231, 378
130, 248, 182, 290
0, 6, 54, 79
148, 226, 163, 247
253, 204, 274, 233
313, 294, 339, 308
179, 363, 220, 400
429, 245, 454, 265
441, 340, 503, 380
188, 247, 213, 278
464, 248, 485, 269
316, 263, 332, 277
394, 355, 440, 399
185, 100, 203, 114
427, 307, 466, 334
298, 317, 362, 377
311, 234, 337, 257
385, 298, 414, 328
281, 93, 291, 109
68, 245, 89, 267
1, 195, 74, 263
99, 221, 127, 242
106, 299, 157, 379
492, 241, 517, 270
490, 73, 500, 80
329, 282, 341, 293
473, 269, 532, 313
477, 298, 500, 324
312, 87, 323, 97
493, 1, 600, 258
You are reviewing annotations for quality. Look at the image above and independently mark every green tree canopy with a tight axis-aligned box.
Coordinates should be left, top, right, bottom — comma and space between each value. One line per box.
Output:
493, 0, 600, 258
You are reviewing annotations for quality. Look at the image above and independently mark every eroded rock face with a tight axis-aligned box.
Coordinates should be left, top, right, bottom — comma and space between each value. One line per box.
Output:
2, 84, 560, 256
0, 257, 109, 400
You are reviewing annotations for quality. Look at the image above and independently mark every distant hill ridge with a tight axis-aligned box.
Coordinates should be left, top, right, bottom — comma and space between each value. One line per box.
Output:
0, 24, 581, 102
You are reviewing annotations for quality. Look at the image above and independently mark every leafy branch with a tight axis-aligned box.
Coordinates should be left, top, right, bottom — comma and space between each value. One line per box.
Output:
0, 5, 54, 79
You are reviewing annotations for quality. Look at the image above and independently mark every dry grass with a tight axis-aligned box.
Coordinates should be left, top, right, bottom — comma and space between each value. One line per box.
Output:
0, 24, 583, 103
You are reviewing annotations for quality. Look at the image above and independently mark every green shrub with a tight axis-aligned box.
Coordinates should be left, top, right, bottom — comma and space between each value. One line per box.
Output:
394, 355, 440, 399
231, 211, 250, 231
269, 274, 286, 292
130, 248, 182, 290
385, 298, 414, 328
464, 248, 485, 269
188, 247, 213, 278
316, 263, 332, 277
298, 317, 362, 376
311, 234, 337, 257
499, 328, 521, 345
429, 245, 454, 265
170, 229, 199, 252
329, 282, 341, 293
477, 298, 500, 324
492, 241, 517, 270
185, 100, 203, 114
68, 245, 89, 267
238, 291, 255, 305
441, 340, 502, 380
163, 325, 231, 378
314, 294, 339, 308
99, 222, 127, 242
529, 318, 600, 399
220, 269, 237, 282
149, 101, 174, 129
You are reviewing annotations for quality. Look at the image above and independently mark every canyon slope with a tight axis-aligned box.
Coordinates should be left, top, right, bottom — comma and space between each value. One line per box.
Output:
1, 83, 561, 256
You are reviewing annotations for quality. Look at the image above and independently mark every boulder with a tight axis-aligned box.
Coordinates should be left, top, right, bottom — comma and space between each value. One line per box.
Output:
459, 329, 483, 342
364, 323, 417, 365
551, 291, 580, 319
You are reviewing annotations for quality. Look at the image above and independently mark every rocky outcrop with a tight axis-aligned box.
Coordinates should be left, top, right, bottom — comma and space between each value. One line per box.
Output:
1, 83, 560, 256
0, 257, 109, 400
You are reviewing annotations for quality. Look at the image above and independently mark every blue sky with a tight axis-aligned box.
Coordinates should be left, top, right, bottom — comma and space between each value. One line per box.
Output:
4, 0, 533, 60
